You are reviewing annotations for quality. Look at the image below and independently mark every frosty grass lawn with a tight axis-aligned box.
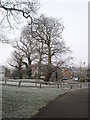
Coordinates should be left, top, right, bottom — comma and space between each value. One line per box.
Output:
2, 85, 67, 118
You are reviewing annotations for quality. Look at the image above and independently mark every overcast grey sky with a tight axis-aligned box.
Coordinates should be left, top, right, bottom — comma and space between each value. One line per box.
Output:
0, 0, 88, 68
39, 0, 88, 67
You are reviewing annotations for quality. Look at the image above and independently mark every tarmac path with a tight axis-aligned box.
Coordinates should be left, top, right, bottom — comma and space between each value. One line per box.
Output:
32, 88, 88, 118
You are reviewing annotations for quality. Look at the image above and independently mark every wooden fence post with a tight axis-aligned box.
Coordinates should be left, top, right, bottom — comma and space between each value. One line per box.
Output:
71, 85, 73, 89
18, 81, 21, 87
80, 84, 82, 88
57, 84, 59, 88
35, 83, 37, 87
5, 78, 7, 84
40, 83, 41, 88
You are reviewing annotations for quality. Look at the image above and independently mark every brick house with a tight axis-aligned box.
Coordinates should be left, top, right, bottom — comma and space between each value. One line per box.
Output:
31, 64, 47, 78
31, 64, 63, 81
62, 69, 74, 79
22, 64, 74, 81
88, 68, 90, 78
50, 68, 63, 81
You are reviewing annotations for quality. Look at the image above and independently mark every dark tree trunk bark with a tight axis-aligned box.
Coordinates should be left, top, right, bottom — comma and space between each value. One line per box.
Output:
27, 67, 32, 79
45, 71, 52, 81
18, 70, 22, 79
22, 60, 32, 79
38, 64, 41, 79
45, 39, 52, 81
45, 66, 57, 81
38, 41, 43, 79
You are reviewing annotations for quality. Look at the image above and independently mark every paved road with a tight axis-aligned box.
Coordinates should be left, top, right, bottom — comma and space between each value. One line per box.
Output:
32, 88, 88, 118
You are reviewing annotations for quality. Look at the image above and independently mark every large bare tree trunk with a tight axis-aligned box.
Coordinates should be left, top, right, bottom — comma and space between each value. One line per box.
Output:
38, 41, 43, 79
45, 42, 52, 81
18, 69, 23, 79
38, 62, 41, 79
27, 57, 32, 78
23, 58, 32, 79
45, 68, 53, 81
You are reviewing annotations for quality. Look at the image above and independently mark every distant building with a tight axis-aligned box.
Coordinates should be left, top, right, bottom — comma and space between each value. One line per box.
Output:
31, 64, 63, 81
73, 67, 87, 78
31, 64, 75, 81
31, 64, 48, 79
62, 69, 73, 80
0, 66, 11, 80
0, 66, 6, 80
5, 68, 11, 78
50, 68, 63, 81
88, 68, 90, 78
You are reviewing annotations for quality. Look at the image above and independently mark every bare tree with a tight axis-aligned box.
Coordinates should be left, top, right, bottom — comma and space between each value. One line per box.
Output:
9, 50, 24, 78
29, 14, 71, 81
9, 14, 72, 80
0, 0, 39, 28
21, 24, 45, 79
11, 35, 34, 78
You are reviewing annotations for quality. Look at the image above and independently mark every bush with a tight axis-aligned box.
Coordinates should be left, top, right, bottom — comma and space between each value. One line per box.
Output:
79, 77, 87, 82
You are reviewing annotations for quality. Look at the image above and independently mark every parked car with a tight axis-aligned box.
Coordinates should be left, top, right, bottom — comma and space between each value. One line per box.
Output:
63, 77, 68, 80
73, 77, 79, 81
87, 78, 90, 82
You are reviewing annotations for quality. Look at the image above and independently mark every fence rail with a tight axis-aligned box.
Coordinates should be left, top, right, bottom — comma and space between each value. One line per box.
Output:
1, 78, 88, 89
3, 79, 61, 88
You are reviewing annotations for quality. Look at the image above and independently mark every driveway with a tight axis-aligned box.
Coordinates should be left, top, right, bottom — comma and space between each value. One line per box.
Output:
32, 88, 88, 118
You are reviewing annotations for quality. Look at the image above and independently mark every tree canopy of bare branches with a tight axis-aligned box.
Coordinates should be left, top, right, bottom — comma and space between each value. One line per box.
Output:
10, 14, 72, 80
0, 0, 39, 27
9, 50, 24, 78
0, 0, 40, 44
28, 14, 72, 80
